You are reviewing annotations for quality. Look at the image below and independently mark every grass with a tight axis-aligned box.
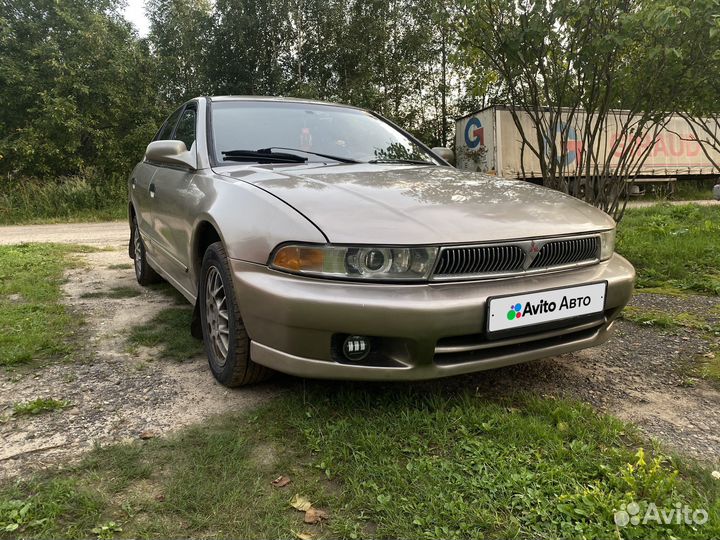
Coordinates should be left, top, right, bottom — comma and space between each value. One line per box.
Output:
621, 306, 719, 332
80, 287, 141, 300
617, 204, 720, 295
0, 244, 92, 366
127, 307, 203, 361
0, 175, 126, 225
629, 178, 717, 202
13, 398, 71, 416
0, 388, 717, 539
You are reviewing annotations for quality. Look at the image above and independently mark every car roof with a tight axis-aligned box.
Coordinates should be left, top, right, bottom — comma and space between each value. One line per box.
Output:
206, 95, 364, 111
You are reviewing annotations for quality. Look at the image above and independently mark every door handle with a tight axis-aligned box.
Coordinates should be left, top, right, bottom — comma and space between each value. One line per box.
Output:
149, 183, 156, 198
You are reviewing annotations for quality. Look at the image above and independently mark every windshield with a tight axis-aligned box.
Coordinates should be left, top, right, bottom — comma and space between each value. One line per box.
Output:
210, 101, 441, 165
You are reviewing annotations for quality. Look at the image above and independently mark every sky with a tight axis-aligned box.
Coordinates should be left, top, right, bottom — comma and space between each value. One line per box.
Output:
123, 0, 150, 37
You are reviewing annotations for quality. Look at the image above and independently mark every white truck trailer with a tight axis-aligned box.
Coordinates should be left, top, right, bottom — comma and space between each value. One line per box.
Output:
455, 105, 720, 182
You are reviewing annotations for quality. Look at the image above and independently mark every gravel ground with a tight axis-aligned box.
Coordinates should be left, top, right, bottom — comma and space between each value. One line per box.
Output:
0, 243, 282, 479
1, 222, 719, 478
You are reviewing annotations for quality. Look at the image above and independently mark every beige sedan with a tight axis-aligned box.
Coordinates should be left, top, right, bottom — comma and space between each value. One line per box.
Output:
128, 96, 634, 387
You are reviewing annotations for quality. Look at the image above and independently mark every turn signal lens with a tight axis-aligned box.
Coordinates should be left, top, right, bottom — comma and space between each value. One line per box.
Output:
599, 229, 616, 261
272, 246, 325, 272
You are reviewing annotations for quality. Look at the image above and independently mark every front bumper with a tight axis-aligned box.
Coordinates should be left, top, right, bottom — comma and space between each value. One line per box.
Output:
230, 254, 635, 381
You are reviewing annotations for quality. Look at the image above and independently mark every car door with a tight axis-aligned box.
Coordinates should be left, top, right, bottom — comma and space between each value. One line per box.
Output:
136, 104, 184, 259
150, 102, 198, 290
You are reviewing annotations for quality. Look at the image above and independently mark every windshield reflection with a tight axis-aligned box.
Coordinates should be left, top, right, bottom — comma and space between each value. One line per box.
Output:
211, 101, 441, 166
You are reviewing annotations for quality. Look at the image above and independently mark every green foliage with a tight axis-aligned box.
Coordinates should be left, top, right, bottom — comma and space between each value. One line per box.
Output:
13, 398, 70, 416
0, 499, 47, 534
0, 172, 126, 225
622, 306, 718, 332
0, 480, 103, 538
0, 0, 163, 181
146, 0, 214, 102
1, 388, 718, 539
617, 205, 720, 295
90, 521, 122, 540
0, 244, 90, 366
2, 0, 719, 223
289, 389, 719, 539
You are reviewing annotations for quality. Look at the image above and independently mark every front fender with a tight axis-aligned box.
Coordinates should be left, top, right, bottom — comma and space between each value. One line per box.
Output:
188, 174, 327, 285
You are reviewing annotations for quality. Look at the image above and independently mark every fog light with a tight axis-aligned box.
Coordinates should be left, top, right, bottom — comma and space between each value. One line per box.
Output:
342, 335, 371, 361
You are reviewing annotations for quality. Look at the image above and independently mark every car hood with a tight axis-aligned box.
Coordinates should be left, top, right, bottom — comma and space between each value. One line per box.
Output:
215, 164, 615, 244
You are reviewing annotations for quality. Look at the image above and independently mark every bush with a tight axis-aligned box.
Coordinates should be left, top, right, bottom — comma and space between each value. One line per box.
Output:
0, 171, 127, 224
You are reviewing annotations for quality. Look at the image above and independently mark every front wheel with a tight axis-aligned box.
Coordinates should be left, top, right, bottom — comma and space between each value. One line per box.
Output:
199, 242, 272, 387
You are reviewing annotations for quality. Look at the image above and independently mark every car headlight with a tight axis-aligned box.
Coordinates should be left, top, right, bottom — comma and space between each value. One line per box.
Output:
599, 229, 615, 261
270, 244, 439, 280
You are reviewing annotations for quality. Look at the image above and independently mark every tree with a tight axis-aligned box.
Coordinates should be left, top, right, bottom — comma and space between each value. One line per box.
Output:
0, 0, 162, 177
146, 0, 214, 102
663, 0, 720, 172
206, 0, 294, 96
457, 0, 699, 220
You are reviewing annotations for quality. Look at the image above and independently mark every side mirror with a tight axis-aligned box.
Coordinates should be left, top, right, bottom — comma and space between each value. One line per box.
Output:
145, 140, 196, 170
431, 147, 455, 166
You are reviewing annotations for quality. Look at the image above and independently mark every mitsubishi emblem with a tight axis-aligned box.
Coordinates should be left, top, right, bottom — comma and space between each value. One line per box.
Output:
524, 240, 541, 269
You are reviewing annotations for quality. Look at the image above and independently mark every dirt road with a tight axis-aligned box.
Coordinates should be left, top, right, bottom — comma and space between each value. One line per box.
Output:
0, 221, 128, 246
1, 222, 718, 478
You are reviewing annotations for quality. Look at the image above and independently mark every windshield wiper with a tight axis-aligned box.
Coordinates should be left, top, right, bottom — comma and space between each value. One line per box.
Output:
258, 147, 360, 164
368, 158, 436, 166
222, 149, 308, 164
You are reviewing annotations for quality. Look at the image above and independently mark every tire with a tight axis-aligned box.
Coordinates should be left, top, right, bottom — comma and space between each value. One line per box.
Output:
199, 242, 272, 387
132, 218, 162, 286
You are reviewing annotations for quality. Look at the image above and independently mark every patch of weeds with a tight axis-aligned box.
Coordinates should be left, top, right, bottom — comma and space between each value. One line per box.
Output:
0, 499, 47, 534
13, 398, 70, 416
633, 286, 689, 296
695, 347, 720, 386
127, 308, 202, 361
80, 286, 141, 300
0, 478, 103, 538
0, 244, 93, 366
107, 264, 132, 270
91, 521, 122, 539
617, 205, 720, 295
621, 306, 714, 331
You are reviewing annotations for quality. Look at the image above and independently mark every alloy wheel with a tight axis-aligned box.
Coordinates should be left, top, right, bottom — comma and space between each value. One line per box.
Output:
205, 266, 230, 366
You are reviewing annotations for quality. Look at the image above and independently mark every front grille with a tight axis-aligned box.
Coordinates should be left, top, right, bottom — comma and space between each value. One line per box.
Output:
529, 237, 600, 268
431, 234, 601, 280
433, 245, 526, 275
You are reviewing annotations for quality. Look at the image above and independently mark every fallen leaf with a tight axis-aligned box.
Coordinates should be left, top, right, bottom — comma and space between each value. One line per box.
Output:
272, 475, 291, 488
703, 352, 715, 359
304, 508, 329, 524
290, 494, 312, 512
138, 430, 157, 440
154, 494, 165, 502
292, 530, 314, 540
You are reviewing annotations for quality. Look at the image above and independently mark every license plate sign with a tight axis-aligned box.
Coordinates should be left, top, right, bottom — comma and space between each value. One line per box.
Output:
487, 282, 606, 334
